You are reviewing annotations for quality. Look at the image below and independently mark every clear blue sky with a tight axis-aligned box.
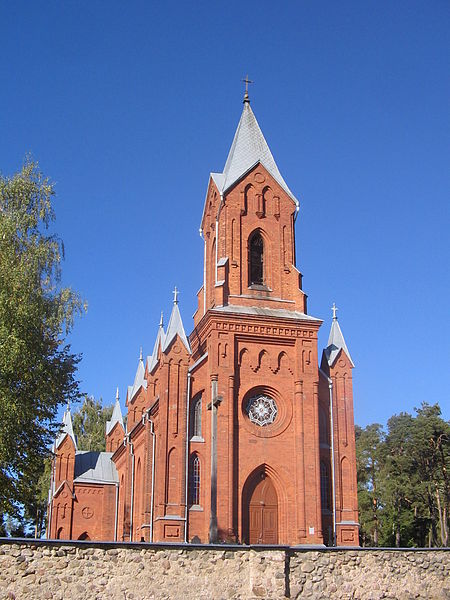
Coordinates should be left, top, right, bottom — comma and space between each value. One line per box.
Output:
2, 1, 449, 427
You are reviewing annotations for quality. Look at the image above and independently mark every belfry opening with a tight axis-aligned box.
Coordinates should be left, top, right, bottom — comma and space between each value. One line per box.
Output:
48, 94, 359, 547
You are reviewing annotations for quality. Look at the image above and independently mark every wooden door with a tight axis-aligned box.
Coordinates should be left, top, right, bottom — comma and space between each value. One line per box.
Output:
248, 476, 278, 544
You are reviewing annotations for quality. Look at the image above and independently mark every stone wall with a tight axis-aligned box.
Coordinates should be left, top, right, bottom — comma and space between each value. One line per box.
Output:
0, 539, 448, 600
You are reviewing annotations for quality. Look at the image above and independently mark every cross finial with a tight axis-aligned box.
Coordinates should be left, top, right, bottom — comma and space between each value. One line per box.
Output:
116, 386, 119, 402
159, 311, 164, 328
139, 346, 143, 361
173, 286, 179, 304
242, 74, 253, 104
331, 303, 338, 321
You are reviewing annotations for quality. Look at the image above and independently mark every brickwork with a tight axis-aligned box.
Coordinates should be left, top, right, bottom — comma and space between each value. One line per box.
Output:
0, 540, 448, 600
48, 100, 359, 547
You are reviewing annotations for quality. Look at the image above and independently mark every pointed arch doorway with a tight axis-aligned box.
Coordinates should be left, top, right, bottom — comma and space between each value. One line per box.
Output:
243, 472, 278, 544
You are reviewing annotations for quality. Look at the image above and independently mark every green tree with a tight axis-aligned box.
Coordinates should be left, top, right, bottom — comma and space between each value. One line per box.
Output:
356, 403, 449, 548
72, 396, 114, 452
380, 412, 416, 547
410, 403, 449, 547
0, 159, 84, 527
355, 423, 384, 546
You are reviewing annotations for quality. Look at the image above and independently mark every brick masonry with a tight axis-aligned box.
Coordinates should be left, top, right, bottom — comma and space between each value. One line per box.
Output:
0, 539, 448, 599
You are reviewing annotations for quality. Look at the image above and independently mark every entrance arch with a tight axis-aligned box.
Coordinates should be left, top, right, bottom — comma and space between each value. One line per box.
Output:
243, 472, 278, 544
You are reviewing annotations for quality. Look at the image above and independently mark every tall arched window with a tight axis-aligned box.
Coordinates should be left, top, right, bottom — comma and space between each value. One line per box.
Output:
190, 454, 201, 505
320, 461, 330, 510
249, 231, 264, 286
192, 396, 202, 438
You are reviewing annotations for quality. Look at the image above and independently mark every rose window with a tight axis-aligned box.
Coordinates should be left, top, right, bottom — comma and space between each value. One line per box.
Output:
246, 395, 278, 426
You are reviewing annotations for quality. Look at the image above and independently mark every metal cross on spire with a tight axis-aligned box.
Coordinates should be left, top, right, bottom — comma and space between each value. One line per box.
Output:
173, 286, 179, 304
242, 74, 253, 103
331, 302, 338, 321
116, 386, 119, 402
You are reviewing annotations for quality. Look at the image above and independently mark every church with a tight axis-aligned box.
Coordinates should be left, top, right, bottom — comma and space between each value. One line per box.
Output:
48, 90, 359, 547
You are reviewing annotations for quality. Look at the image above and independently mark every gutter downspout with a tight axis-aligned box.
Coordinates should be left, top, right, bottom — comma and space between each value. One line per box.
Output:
47, 455, 55, 538
200, 228, 206, 316
128, 436, 135, 542
215, 219, 218, 283
114, 483, 119, 542
149, 417, 156, 543
184, 372, 192, 542
328, 376, 337, 546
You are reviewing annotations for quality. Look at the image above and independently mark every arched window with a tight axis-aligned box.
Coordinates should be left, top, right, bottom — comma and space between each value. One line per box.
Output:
320, 461, 330, 510
190, 454, 201, 505
191, 396, 202, 438
249, 231, 264, 286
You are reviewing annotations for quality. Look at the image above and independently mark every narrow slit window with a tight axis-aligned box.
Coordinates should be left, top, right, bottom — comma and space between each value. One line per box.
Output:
190, 455, 201, 505
249, 232, 264, 285
192, 396, 202, 438
320, 461, 330, 510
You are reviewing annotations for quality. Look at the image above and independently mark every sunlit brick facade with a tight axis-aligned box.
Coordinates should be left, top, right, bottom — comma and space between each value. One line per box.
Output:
48, 97, 359, 546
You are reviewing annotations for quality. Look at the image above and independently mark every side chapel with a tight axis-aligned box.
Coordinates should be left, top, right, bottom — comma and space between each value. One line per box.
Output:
48, 92, 359, 546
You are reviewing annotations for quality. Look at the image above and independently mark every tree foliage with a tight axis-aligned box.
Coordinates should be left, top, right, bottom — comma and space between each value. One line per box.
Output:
356, 403, 449, 547
72, 396, 113, 452
0, 160, 84, 522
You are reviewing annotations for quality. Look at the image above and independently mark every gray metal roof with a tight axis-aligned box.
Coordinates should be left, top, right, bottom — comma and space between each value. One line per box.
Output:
147, 320, 166, 373
211, 102, 298, 205
74, 451, 118, 484
324, 317, 355, 368
105, 389, 124, 436
212, 305, 321, 322
162, 300, 191, 354
55, 407, 77, 450
128, 355, 147, 403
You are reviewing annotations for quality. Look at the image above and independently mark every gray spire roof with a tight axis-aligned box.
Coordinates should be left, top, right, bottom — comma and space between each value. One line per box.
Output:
56, 405, 77, 450
210, 102, 298, 206
106, 387, 124, 436
147, 313, 166, 373
162, 295, 191, 354
128, 351, 147, 403
324, 314, 355, 368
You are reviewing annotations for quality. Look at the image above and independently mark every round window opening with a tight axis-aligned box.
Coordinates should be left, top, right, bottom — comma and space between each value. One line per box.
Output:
246, 395, 278, 427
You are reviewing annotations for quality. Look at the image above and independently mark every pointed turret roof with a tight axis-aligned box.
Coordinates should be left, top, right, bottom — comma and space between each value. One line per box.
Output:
210, 100, 298, 207
56, 403, 77, 450
162, 288, 191, 354
128, 349, 147, 403
147, 312, 166, 373
324, 304, 355, 368
106, 387, 124, 436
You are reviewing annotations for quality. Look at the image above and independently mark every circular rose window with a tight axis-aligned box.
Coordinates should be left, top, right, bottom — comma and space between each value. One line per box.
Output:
246, 395, 278, 427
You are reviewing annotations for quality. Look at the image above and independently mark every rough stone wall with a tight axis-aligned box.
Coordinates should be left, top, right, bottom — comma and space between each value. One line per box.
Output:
0, 540, 448, 600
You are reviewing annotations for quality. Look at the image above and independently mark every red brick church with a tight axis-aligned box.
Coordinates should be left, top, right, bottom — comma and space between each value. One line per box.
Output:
48, 92, 359, 546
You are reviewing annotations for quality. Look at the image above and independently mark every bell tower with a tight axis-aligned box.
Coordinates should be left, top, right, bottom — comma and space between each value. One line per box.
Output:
195, 94, 307, 326
189, 92, 330, 545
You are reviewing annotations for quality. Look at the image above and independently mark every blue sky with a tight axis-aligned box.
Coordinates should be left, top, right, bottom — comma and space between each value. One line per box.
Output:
1, 1, 449, 427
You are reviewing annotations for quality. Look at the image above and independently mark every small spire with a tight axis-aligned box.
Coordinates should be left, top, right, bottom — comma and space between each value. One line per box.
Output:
159, 311, 164, 328
331, 303, 338, 321
116, 386, 119, 402
139, 346, 143, 361
242, 74, 253, 104
173, 286, 179, 304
